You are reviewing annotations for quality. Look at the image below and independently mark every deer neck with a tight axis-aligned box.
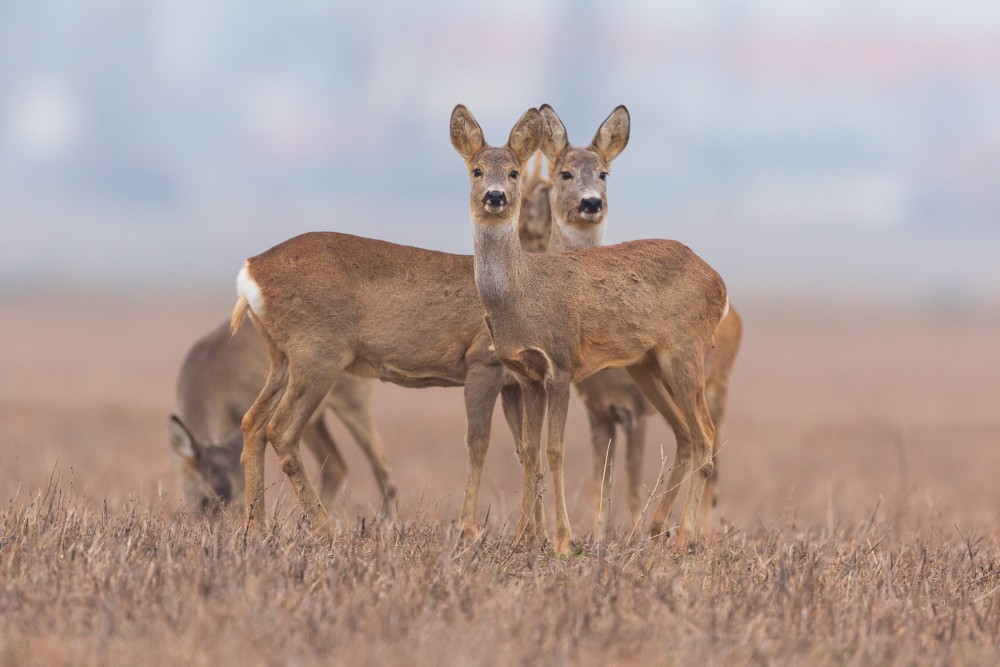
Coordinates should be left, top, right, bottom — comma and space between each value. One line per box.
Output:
471, 217, 527, 308
547, 216, 606, 252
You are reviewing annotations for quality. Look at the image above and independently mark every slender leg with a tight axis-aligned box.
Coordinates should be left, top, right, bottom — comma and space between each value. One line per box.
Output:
500, 383, 524, 465
698, 378, 729, 531
241, 343, 288, 533
266, 365, 341, 538
699, 308, 741, 533
626, 359, 689, 538
301, 417, 348, 510
504, 381, 548, 540
457, 368, 502, 539
623, 413, 648, 529
659, 351, 715, 543
515, 379, 547, 544
587, 411, 615, 540
545, 372, 574, 555
329, 385, 398, 522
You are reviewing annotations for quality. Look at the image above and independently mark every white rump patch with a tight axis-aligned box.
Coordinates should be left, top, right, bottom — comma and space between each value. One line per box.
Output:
237, 262, 265, 315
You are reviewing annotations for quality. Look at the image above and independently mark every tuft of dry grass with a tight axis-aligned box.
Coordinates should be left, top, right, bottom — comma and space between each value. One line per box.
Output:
1, 486, 998, 666
3, 297, 999, 665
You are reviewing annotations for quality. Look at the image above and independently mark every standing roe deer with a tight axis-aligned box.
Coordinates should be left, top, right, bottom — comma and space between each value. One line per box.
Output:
451, 105, 728, 553
230, 211, 550, 537
522, 105, 743, 537
170, 321, 397, 517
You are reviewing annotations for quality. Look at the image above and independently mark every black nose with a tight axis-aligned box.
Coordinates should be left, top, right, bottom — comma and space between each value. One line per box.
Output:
579, 197, 603, 213
483, 190, 507, 207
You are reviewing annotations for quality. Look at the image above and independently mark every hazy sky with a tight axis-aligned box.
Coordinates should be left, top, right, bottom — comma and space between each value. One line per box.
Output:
1, 1, 998, 303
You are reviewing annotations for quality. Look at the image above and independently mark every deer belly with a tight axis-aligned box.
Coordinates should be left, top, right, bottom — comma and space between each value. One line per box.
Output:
343, 356, 465, 389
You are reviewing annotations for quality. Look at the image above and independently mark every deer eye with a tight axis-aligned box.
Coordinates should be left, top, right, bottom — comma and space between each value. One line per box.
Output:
599, 172, 608, 181
472, 168, 483, 178
509, 170, 519, 180
560, 171, 572, 181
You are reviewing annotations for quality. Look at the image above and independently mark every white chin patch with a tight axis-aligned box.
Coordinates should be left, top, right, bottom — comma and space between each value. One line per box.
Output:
484, 203, 506, 214
578, 211, 602, 222
237, 263, 266, 315
557, 219, 606, 249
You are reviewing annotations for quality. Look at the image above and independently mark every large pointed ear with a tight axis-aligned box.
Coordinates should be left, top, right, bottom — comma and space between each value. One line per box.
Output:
169, 415, 199, 462
591, 105, 630, 163
450, 104, 485, 161
539, 104, 568, 164
507, 107, 542, 165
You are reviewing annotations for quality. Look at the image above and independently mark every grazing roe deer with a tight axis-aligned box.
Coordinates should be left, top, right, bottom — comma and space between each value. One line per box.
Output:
451, 105, 728, 553
230, 229, 548, 537
170, 321, 396, 517
524, 104, 743, 537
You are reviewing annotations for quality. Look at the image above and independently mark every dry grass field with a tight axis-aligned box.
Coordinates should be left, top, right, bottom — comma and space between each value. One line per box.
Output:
1, 294, 999, 665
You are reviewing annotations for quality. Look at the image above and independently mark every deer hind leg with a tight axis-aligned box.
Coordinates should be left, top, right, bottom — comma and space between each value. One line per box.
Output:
698, 374, 730, 531
265, 361, 345, 538
658, 349, 716, 544
241, 340, 289, 533
544, 371, 574, 555
626, 357, 688, 538
515, 378, 548, 545
330, 389, 398, 523
621, 410, 648, 530
300, 416, 347, 512
587, 410, 616, 540
501, 382, 548, 540
500, 383, 524, 465
700, 311, 741, 533
457, 367, 503, 540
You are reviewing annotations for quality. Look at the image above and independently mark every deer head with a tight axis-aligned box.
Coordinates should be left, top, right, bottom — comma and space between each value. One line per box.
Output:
539, 104, 629, 234
169, 415, 245, 514
450, 105, 543, 225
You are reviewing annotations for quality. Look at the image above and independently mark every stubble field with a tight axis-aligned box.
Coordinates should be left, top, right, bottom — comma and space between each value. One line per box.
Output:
1, 294, 998, 665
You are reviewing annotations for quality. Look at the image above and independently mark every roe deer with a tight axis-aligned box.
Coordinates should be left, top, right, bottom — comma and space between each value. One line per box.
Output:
525, 104, 743, 537
229, 174, 551, 537
451, 105, 728, 553
170, 321, 396, 517
516, 152, 552, 253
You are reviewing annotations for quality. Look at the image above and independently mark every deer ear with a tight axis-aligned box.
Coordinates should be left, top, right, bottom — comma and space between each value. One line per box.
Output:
169, 415, 199, 462
539, 104, 568, 164
591, 105, 630, 163
450, 105, 485, 161
507, 107, 542, 165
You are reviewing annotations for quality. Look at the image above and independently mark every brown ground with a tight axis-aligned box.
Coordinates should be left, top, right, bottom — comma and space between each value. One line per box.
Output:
1, 295, 998, 665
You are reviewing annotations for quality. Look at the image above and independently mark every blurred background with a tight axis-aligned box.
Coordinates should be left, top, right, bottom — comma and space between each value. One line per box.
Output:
1, 1, 999, 532
2, 0, 999, 307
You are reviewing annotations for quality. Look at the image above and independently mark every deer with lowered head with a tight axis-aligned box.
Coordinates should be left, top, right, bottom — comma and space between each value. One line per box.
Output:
451, 105, 729, 553
169, 320, 397, 517
229, 115, 555, 537
515, 105, 743, 538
